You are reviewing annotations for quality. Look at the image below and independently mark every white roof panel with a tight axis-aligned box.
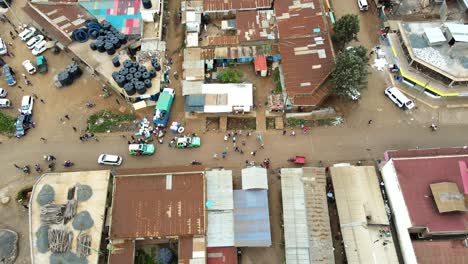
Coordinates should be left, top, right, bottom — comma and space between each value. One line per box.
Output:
424, 27, 446, 44
207, 210, 235, 247
206, 170, 234, 210
241, 167, 268, 190
445, 23, 468, 42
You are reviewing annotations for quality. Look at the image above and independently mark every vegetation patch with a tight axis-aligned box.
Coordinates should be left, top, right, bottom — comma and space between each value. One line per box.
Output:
286, 118, 305, 127
266, 117, 275, 129
227, 117, 256, 130
273, 68, 282, 94
87, 110, 135, 133
315, 118, 336, 127
219, 68, 243, 83
0, 112, 15, 135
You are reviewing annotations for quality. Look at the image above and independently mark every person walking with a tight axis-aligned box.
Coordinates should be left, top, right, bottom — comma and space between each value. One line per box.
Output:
213, 153, 218, 159
282, 130, 287, 135
291, 130, 296, 136
40, 137, 47, 142
368, 119, 373, 125
64, 114, 70, 120
72, 127, 77, 132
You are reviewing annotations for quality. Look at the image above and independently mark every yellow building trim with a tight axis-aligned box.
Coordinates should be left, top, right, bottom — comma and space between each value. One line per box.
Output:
399, 70, 458, 97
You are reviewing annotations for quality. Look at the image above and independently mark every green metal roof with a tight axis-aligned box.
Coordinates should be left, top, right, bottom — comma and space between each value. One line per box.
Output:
156, 92, 173, 111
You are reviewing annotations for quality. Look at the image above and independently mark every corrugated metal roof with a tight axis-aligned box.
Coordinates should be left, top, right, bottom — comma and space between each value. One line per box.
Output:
281, 167, 335, 264
183, 48, 205, 80
236, 10, 277, 43
206, 170, 234, 210
241, 167, 268, 190
233, 190, 271, 247
182, 81, 204, 96
279, 37, 334, 97
108, 240, 135, 264
110, 167, 206, 239
207, 247, 238, 264
275, 0, 325, 39
207, 211, 235, 247
254, 56, 268, 72
412, 240, 468, 264
330, 166, 399, 264
203, 0, 272, 12
207, 36, 239, 46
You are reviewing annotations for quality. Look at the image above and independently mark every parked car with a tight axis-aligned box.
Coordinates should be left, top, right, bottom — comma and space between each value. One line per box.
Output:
3, 64, 16, 86
0, 88, 7, 98
0, 98, 11, 108
0, 37, 7, 55
26, 34, 44, 49
385, 86, 415, 110
128, 144, 155, 155
22, 60, 36, 74
18, 27, 33, 40
20, 27, 36, 41
357, 0, 368, 11
97, 154, 123, 166
0, 57, 5, 67
36, 55, 47, 74
32, 40, 47, 56
15, 114, 31, 138
20, 95, 34, 115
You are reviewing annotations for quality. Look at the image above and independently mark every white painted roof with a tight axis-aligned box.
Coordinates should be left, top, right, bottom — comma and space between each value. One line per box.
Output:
445, 23, 468, 42
207, 210, 235, 247
241, 167, 268, 190
424, 27, 446, 44
206, 170, 234, 210
202, 83, 253, 113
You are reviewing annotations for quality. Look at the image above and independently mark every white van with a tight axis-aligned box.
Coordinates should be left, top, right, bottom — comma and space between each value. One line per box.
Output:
358, 0, 368, 11
385, 86, 415, 110
32, 40, 47, 56
0, 99, 11, 108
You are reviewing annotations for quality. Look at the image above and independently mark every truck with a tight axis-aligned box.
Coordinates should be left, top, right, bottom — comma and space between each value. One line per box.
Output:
36, 55, 48, 74
153, 88, 175, 127
176, 136, 201, 148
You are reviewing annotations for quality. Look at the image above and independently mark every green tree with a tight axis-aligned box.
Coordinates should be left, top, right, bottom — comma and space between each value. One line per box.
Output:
332, 14, 360, 49
219, 68, 243, 83
331, 46, 369, 100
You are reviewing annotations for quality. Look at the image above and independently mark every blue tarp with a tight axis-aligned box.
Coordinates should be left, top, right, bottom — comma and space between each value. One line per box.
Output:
233, 190, 272, 247
185, 95, 205, 112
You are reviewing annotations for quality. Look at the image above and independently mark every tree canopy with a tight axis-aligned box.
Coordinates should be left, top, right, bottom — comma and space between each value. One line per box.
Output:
331, 46, 369, 100
219, 68, 243, 83
332, 14, 360, 49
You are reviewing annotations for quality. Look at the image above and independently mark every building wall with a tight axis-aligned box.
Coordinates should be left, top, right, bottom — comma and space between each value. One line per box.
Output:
381, 160, 418, 264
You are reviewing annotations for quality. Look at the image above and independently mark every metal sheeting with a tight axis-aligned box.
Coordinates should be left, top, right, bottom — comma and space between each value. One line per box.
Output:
206, 170, 234, 210
241, 167, 268, 190
330, 166, 399, 264
233, 190, 271, 247
207, 211, 235, 247
281, 168, 334, 264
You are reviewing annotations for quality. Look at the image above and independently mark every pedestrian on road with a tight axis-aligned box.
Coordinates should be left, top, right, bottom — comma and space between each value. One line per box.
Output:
240, 149, 244, 154
32, 93, 38, 99
84, 133, 89, 140
9, 31, 14, 39
260, 144, 264, 149
64, 114, 70, 120
22, 73, 27, 78
251, 150, 256, 156
303, 126, 308, 134
40, 137, 47, 142
368, 119, 373, 125
291, 130, 296, 136
127, 140, 131, 144
14, 164, 21, 169
72, 127, 77, 132
213, 153, 218, 159
283, 130, 286, 135
18, 85, 22, 90
40, 99, 45, 104
90, 133, 95, 138
80, 136, 84, 142
232, 136, 236, 143
235, 146, 239, 152
131, 135, 135, 140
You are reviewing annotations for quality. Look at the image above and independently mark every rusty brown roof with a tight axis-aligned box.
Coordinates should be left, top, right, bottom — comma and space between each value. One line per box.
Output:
275, 0, 326, 39
204, 0, 272, 12
413, 240, 468, 264
110, 166, 206, 239
108, 240, 135, 264
236, 10, 277, 43
23, 2, 92, 45
292, 84, 331, 106
207, 35, 239, 46
279, 37, 334, 97
178, 236, 194, 264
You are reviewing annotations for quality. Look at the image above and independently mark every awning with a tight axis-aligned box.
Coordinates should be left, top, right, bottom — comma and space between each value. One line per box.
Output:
254, 56, 267, 71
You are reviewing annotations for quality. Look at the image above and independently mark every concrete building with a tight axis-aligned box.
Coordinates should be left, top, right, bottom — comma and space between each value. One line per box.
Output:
108, 166, 207, 264
29, 170, 111, 264
388, 22, 468, 98
330, 165, 399, 264
280, 167, 334, 264
381, 148, 468, 264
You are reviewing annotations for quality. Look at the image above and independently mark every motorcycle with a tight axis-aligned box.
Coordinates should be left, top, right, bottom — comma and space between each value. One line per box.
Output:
191, 160, 202, 165
43, 155, 56, 161
430, 124, 438, 132
48, 162, 55, 172
63, 160, 74, 167
85, 102, 95, 108
22, 165, 30, 174
35, 164, 42, 173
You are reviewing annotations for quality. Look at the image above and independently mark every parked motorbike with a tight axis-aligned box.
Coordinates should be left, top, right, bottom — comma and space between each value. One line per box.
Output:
85, 102, 95, 108
63, 160, 74, 167
191, 160, 202, 165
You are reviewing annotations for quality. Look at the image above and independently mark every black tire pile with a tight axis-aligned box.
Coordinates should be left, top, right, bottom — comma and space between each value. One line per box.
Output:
57, 63, 82, 87
112, 59, 159, 96
73, 20, 128, 56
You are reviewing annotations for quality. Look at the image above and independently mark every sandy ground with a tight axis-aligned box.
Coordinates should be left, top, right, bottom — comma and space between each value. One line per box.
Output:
1, 1, 468, 264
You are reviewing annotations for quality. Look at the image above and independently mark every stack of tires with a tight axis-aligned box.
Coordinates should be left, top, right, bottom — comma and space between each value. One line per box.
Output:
57, 63, 82, 87
112, 59, 157, 96
72, 19, 128, 56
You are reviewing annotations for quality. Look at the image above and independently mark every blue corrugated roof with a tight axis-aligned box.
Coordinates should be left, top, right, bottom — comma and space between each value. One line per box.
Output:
185, 95, 205, 112
233, 190, 271, 247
